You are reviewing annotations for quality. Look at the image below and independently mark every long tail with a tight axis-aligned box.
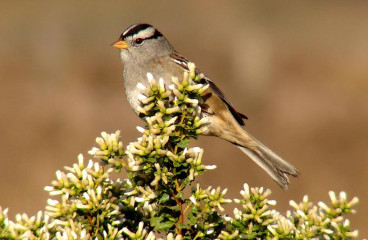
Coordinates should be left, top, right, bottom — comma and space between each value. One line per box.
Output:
237, 137, 299, 190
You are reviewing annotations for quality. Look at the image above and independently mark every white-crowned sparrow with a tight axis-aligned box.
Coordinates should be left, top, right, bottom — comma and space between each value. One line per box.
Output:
112, 23, 299, 189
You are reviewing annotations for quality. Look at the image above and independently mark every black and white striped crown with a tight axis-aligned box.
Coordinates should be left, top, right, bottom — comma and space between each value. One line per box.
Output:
120, 23, 163, 40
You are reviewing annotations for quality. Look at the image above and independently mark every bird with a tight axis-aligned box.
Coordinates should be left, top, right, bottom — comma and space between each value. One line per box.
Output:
112, 23, 299, 190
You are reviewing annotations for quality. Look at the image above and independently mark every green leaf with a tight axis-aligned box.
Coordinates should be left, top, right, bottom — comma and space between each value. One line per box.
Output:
151, 216, 164, 227
232, 220, 246, 231
166, 205, 180, 212
177, 138, 189, 148
180, 178, 192, 189
178, 223, 189, 230
187, 212, 196, 225
176, 192, 183, 199
159, 193, 170, 203
155, 220, 176, 231
173, 161, 182, 168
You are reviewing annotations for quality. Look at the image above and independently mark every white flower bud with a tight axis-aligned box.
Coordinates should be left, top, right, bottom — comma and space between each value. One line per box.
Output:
137, 82, 146, 90
159, 77, 165, 91
171, 76, 180, 87
147, 72, 154, 84
204, 165, 217, 170
136, 126, 145, 133
137, 94, 147, 101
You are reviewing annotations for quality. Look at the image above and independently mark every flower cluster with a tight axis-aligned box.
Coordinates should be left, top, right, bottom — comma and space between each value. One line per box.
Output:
88, 131, 126, 171
218, 184, 359, 239
287, 191, 359, 239
0, 63, 360, 239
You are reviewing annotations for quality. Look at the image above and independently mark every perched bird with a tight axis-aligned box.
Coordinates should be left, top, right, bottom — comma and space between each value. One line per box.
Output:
112, 23, 299, 189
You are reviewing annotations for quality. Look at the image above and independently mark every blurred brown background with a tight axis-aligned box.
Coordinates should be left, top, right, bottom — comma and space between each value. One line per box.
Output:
1, 0, 367, 236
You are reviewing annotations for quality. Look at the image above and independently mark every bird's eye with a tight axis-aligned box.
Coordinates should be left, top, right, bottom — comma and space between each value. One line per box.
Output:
135, 38, 143, 44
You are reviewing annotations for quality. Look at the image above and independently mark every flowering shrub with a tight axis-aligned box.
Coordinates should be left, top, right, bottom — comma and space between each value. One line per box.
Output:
0, 63, 359, 239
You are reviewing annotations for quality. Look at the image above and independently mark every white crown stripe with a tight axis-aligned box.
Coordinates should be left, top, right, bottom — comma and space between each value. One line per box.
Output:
135, 27, 156, 39
122, 24, 155, 39
122, 24, 138, 37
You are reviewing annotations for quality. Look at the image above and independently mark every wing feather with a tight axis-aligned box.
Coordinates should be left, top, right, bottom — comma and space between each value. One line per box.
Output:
170, 51, 247, 125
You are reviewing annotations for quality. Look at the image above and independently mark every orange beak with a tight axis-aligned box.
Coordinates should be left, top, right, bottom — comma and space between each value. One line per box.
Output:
112, 40, 128, 49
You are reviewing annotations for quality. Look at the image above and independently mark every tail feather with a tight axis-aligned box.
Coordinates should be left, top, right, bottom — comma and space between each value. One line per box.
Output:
237, 139, 299, 190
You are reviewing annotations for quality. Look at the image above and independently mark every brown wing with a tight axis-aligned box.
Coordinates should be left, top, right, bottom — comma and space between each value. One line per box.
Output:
170, 51, 248, 126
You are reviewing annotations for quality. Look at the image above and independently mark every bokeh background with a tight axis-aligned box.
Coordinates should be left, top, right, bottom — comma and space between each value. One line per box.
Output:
1, 0, 367, 236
